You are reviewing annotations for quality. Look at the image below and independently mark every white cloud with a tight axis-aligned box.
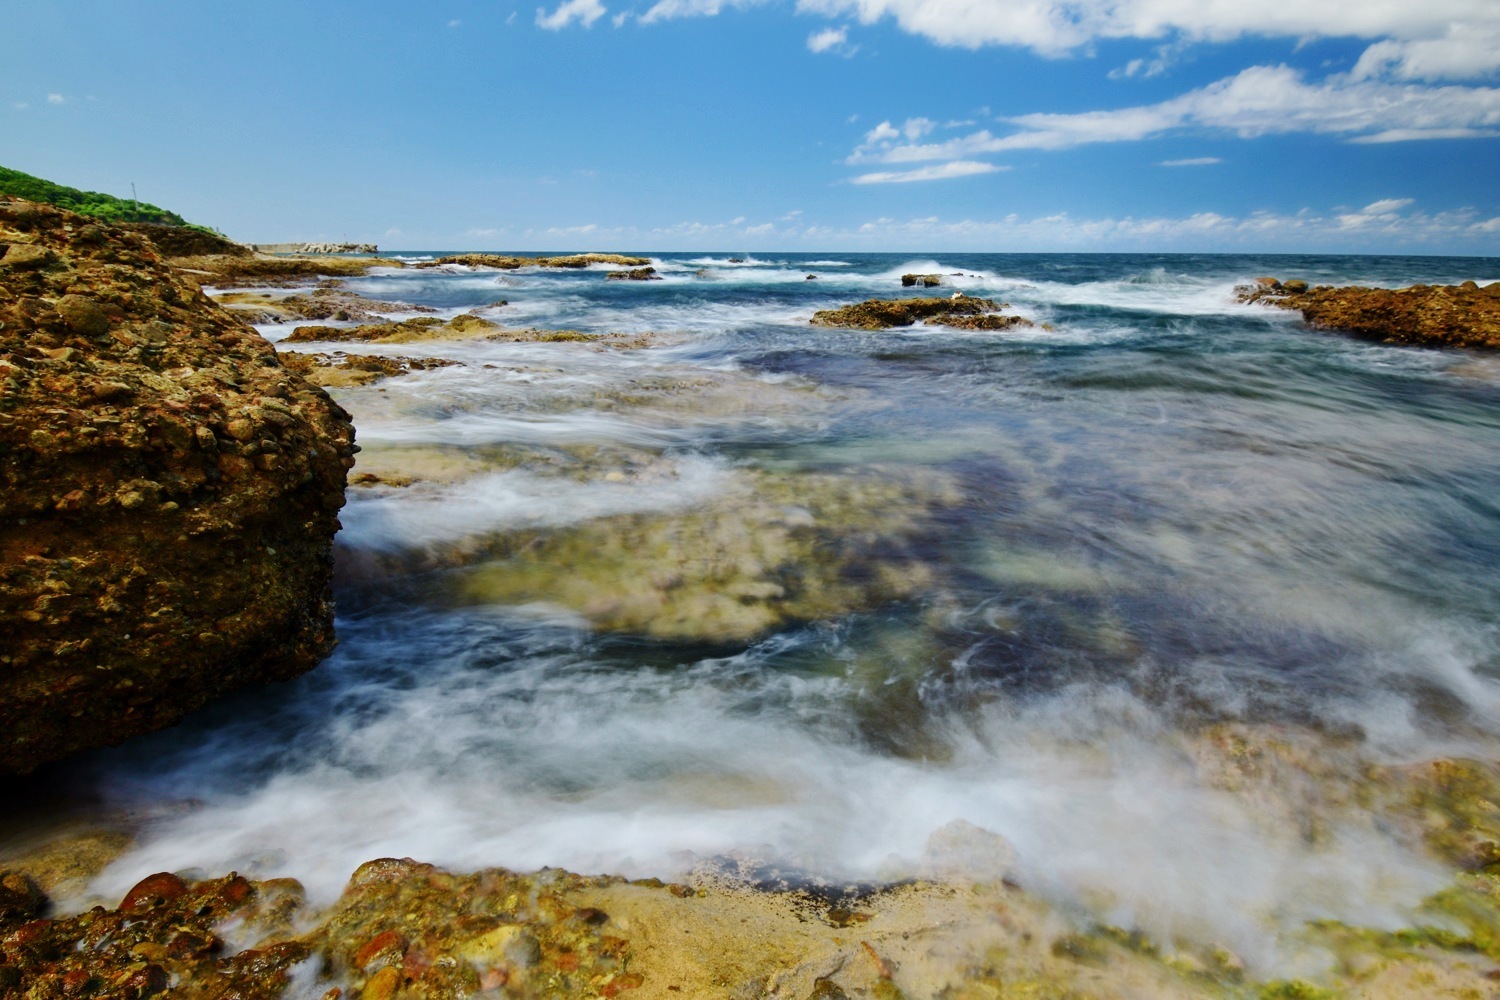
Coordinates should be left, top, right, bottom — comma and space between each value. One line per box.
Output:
851, 160, 1003, 183
808, 26, 847, 52
612, 10, 631, 26
1362, 198, 1415, 214
849, 64, 1500, 170
47, 93, 64, 104
12, 102, 28, 111
1161, 157, 1222, 166
640, 0, 764, 24
792, 0, 1500, 79
447, 19, 462, 27
537, 0, 607, 30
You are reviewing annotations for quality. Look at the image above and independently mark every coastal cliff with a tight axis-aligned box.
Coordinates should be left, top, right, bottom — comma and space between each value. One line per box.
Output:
0, 198, 356, 774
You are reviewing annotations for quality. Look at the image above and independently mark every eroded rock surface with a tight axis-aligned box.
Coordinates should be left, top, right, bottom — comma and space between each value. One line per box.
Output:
0, 197, 356, 774
1237, 277, 1500, 350
811, 295, 1032, 331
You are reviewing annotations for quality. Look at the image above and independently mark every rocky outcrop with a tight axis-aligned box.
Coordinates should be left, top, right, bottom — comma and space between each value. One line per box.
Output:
811, 295, 1032, 331
0, 197, 356, 774
416, 253, 650, 270
278, 351, 463, 388
1237, 277, 1500, 350
169, 254, 398, 286
901, 273, 942, 288
605, 267, 660, 281
116, 223, 252, 259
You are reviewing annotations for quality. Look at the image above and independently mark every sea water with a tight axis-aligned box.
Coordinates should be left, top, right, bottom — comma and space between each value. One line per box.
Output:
26, 252, 1500, 970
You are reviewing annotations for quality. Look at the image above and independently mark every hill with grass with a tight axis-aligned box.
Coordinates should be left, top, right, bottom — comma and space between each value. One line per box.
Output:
0, 164, 191, 226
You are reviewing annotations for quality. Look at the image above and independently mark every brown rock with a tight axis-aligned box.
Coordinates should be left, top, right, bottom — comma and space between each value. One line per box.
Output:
901, 273, 942, 288
1236, 277, 1500, 350
606, 267, 661, 281
810, 295, 1028, 331
121, 872, 189, 911
0, 196, 356, 775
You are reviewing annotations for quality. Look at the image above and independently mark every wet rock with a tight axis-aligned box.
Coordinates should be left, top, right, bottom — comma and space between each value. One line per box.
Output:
0, 871, 45, 923
901, 273, 942, 287
121, 872, 190, 911
0, 196, 356, 774
1237, 277, 1500, 350
170, 254, 397, 285
213, 286, 436, 325
606, 267, 662, 281
811, 295, 1031, 331
278, 350, 463, 388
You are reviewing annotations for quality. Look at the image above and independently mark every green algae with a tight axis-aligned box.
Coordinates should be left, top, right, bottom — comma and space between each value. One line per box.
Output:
459, 466, 960, 642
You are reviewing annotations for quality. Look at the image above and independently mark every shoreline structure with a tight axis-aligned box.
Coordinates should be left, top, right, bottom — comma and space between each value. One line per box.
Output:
5, 203, 1500, 997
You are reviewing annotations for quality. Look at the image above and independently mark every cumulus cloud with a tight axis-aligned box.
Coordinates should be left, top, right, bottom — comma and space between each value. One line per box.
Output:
851, 160, 1003, 183
640, 0, 764, 24
537, 0, 607, 30
792, 0, 1500, 79
850, 65, 1500, 169
835, 201, 1500, 251
808, 26, 854, 53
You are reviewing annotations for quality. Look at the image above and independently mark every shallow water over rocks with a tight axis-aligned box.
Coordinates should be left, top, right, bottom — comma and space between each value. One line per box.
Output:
8, 251, 1500, 987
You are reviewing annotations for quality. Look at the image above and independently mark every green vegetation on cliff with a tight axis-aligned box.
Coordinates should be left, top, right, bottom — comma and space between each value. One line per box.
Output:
0, 164, 191, 226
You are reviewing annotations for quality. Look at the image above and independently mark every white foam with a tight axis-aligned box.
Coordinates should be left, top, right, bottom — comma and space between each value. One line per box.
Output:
340, 455, 731, 550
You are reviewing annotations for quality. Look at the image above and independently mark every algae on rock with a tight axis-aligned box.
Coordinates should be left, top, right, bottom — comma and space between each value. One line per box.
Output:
459, 467, 960, 642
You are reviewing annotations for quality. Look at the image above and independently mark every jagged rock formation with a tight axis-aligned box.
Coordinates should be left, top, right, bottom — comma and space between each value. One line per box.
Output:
0, 197, 356, 774
1237, 277, 1500, 350
811, 295, 1032, 331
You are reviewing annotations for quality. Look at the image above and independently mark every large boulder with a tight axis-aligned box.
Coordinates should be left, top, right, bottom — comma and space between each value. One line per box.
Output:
0, 197, 356, 774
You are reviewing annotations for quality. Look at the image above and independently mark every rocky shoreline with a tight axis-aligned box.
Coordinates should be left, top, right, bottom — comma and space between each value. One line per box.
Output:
7, 212, 1500, 997
1237, 277, 1500, 350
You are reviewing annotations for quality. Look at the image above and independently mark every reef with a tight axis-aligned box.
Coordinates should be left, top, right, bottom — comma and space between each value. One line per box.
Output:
0, 197, 356, 774
213, 283, 440, 326
810, 295, 1032, 331
1237, 277, 1500, 350
277, 351, 463, 388
456, 466, 960, 643
282, 314, 653, 349
416, 253, 651, 270
606, 267, 661, 281
170, 254, 399, 286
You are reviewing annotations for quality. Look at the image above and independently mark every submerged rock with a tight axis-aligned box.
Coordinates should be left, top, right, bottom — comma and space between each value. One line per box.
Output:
459, 466, 959, 642
811, 295, 1032, 331
1237, 277, 1500, 350
0, 197, 356, 774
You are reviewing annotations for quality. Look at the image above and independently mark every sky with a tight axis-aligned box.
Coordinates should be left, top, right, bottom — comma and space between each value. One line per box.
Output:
3, 0, 1499, 253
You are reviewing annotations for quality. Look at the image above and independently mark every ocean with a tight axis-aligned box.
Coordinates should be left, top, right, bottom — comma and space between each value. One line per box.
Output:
30, 252, 1500, 971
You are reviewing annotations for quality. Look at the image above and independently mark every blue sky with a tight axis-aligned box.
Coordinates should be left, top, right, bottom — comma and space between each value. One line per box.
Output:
4, 0, 1499, 252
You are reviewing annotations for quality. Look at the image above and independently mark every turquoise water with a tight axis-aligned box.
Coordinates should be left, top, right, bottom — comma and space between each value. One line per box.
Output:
37, 253, 1500, 966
